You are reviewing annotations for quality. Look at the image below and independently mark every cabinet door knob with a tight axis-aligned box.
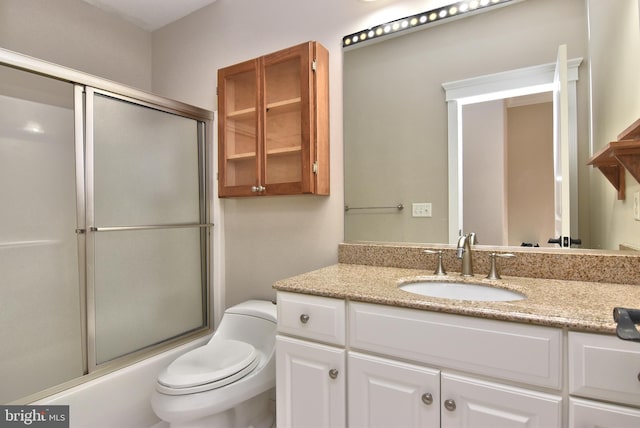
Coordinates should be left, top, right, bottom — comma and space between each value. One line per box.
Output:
329, 369, 339, 379
444, 399, 456, 411
257, 185, 266, 192
251, 186, 259, 193
299, 314, 310, 324
421, 393, 433, 405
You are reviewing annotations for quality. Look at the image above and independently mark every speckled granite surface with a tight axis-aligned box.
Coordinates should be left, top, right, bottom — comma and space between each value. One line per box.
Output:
338, 242, 640, 285
272, 243, 640, 335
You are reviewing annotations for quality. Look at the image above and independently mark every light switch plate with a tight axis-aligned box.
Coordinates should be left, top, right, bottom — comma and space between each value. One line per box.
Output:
634, 192, 640, 221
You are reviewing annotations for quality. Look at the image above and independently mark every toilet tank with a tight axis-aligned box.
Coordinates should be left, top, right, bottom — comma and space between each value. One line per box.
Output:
213, 300, 277, 351
224, 300, 277, 323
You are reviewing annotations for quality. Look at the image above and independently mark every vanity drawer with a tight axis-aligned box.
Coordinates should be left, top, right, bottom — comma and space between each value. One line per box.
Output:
277, 291, 346, 346
349, 302, 563, 389
569, 331, 640, 407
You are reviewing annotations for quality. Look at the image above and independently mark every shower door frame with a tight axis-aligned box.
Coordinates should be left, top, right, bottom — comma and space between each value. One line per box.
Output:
0, 47, 215, 401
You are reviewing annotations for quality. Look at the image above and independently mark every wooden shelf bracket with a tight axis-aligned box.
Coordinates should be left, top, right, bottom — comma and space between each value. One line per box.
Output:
588, 118, 640, 200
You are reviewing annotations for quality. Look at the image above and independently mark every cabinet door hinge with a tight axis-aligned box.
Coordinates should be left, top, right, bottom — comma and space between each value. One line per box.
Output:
312, 60, 317, 72
312, 161, 318, 174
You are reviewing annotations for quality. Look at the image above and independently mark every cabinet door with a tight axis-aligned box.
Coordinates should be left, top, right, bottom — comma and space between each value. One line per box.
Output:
570, 397, 640, 428
569, 331, 640, 407
348, 352, 440, 428
441, 373, 562, 428
262, 42, 314, 195
262, 45, 312, 194
218, 58, 260, 197
276, 335, 345, 428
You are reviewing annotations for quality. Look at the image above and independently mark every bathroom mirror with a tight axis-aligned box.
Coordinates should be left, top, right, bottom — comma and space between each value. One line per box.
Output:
343, 0, 640, 250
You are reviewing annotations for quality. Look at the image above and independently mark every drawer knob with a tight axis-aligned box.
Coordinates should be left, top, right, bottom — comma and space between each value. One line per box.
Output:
299, 314, 310, 324
421, 393, 433, 405
329, 369, 339, 379
444, 399, 456, 411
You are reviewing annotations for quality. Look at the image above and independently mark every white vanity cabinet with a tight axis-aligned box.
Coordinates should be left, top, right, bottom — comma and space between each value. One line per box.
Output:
568, 332, 640, 427
275, 292, 347, 428
276, 292, 566, 427
347, 352, 562, 428
348, 301, 563, 428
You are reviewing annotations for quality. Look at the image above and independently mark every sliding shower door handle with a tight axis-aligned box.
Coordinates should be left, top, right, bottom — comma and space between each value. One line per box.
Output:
88, 223, 213, 232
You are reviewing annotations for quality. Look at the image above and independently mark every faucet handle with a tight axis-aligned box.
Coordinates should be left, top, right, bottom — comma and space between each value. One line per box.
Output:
423, 249, 447, 276
486, 252, 515, 280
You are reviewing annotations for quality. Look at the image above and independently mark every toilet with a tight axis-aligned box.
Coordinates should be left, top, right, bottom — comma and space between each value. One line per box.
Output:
151, 300, 277, 428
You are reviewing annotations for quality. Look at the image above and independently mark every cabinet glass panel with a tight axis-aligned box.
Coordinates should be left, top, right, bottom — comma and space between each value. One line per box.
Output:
223, 69, 257, 187
264, 57, 302, 185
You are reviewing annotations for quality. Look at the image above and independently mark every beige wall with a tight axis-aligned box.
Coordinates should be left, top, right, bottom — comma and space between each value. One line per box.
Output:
0, 0, 599, 305
0, 0, 152, 91
507, 102, 555, 247
151, 0, 440, 306
463, 100, 507, 246
150, 0, 591, 306
588, 0, 640, 250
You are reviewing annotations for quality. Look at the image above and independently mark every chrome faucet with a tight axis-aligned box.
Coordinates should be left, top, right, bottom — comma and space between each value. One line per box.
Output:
456, 232, 477, 277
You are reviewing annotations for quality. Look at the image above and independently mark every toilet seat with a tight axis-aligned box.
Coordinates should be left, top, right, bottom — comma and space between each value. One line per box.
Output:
157, 339, 259, 396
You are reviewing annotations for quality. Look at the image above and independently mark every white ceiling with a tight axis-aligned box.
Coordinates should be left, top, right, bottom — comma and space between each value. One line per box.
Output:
81, 0, 217, 31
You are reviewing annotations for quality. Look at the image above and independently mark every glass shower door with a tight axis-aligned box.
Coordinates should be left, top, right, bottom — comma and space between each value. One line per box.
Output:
88, 90, 208, 366
0, 66, 83, 402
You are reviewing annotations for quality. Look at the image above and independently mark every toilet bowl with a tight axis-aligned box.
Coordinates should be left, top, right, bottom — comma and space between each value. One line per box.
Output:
151, 300, 277, 428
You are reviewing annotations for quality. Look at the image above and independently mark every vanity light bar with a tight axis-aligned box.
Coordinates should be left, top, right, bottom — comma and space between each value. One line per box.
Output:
343, 0, 519, 48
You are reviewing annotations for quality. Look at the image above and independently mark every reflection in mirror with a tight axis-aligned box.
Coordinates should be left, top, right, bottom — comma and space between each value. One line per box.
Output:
462, 95, 555, 247
344, 0, 640, 251
442, 55, 582, 247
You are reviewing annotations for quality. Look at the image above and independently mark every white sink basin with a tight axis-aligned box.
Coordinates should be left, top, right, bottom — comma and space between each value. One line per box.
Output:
399, 281, 525, 302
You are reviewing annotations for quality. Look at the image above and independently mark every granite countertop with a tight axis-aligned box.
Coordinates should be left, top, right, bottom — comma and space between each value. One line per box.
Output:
272, 263, 640, 334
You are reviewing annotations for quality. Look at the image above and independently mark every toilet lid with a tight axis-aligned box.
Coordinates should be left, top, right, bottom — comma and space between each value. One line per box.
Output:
158, 339, 258, 389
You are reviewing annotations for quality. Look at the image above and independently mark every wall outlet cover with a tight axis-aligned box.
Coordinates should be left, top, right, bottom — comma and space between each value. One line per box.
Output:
412, 202, 432, 218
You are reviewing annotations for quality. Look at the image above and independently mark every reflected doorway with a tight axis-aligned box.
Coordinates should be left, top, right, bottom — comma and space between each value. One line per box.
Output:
463, 94, 554, 246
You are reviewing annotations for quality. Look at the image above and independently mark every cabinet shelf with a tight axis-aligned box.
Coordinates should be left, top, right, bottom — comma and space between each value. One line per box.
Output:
227, 107, 256, 120
267, 146, 301, 157
227, 147, 301, 161
267, 97, 302, 113
227, 98, 301, 118
588, 118, 640, 200
227, 151, 256, 161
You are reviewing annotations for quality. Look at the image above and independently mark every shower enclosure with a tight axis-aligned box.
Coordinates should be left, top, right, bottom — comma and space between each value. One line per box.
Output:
0, 49, 213, 403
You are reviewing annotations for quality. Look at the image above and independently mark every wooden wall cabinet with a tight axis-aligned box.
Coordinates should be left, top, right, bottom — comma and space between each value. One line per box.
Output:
217, 41, 329, 197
